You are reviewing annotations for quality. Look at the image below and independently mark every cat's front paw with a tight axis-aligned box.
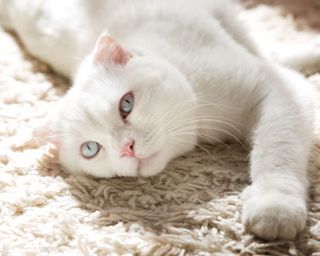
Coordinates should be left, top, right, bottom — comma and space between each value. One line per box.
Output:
241, 186, 307, 240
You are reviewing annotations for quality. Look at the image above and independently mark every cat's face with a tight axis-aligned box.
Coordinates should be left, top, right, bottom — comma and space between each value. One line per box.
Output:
46, 34, 198, 178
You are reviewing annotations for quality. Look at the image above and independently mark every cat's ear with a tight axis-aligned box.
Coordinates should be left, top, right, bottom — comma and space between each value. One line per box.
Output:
94, 33, 132, 65
33, 117, 60, 148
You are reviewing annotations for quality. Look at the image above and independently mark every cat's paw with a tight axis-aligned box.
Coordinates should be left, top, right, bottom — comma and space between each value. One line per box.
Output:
241, 185, 307, 240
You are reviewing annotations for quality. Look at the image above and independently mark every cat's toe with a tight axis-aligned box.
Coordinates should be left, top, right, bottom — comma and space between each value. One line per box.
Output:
241, 186, 307, 240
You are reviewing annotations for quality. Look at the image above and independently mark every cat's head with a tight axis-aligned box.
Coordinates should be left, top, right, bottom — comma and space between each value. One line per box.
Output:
37, 33, 198, 178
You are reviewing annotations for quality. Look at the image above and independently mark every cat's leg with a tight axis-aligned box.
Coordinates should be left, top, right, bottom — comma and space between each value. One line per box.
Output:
0, 0, 93, 77
208, 0, 260, 56
242, 66, 315, 240
278, 38, 320, 76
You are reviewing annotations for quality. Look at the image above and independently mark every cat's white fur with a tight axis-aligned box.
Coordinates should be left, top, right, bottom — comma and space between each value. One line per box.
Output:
1, 0, 316, 241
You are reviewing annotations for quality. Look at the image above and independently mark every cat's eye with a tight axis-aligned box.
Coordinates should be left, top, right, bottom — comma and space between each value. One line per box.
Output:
80, 141, 101, 159
119, 92, 134, 120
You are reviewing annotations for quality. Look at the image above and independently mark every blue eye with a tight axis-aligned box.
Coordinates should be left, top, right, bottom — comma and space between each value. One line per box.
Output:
80, 141, 101, 159
119, 92, 134, 120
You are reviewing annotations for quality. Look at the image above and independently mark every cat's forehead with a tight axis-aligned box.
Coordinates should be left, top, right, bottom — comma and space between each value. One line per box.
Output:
69, 56, 170, 129
78, 55, 169, 92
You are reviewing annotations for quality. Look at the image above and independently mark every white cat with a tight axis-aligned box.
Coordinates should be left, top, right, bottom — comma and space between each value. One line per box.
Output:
1, 0, 316, 241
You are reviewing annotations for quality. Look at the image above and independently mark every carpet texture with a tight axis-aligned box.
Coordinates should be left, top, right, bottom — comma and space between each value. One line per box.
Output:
0, 1, 320, 255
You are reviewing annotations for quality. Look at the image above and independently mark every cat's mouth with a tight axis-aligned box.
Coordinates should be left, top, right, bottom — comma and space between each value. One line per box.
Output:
136, 152, 158, 175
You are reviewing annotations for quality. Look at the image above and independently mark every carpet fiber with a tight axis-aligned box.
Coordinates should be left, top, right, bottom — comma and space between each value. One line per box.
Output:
0, 1, 320, 255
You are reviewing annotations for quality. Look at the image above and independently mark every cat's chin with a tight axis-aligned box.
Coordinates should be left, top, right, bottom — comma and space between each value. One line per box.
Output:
138, 164, 164, 177
137, 153, 168, 177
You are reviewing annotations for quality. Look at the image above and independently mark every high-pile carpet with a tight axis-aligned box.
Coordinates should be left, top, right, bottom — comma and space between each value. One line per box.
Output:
0, 1, 319, 255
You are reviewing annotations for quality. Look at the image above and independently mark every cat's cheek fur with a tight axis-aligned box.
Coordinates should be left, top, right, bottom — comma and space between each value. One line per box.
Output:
32, 112, 62, 149
138, 157, 167, 177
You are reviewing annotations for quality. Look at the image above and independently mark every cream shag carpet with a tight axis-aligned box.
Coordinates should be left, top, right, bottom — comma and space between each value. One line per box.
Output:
0, 1, 320, 255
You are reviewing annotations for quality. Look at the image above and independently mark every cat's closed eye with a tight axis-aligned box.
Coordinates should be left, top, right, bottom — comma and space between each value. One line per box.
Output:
119, 92, 134, 120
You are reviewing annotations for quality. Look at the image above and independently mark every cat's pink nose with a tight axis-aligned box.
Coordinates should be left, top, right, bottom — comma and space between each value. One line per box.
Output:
120, 140, 135, 157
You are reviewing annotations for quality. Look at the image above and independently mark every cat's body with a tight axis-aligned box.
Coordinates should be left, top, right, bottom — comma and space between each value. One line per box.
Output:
1, 0, 316, 241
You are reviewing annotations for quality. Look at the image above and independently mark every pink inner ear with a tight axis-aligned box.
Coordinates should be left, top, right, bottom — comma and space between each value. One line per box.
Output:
95, 34, 131, 65
33, 122, 60, 148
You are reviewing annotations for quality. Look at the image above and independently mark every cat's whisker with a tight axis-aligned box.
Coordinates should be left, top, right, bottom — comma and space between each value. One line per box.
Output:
170, 130, 222, 144
149, 100, 247, 151
140, 130, 157, 155
196, 100, 240, 111
140, 97, 200, 142
195, 93, 244, 109
169, 116, 241, 132
170, 138, 217, 161
170, 125, 246, 150
152, 97, 199, 126
146, 95, 244, 142
198, 125, 246, 149
167, 116, 242, 137
164, 100, 244, 129
168, 117, 245, 146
